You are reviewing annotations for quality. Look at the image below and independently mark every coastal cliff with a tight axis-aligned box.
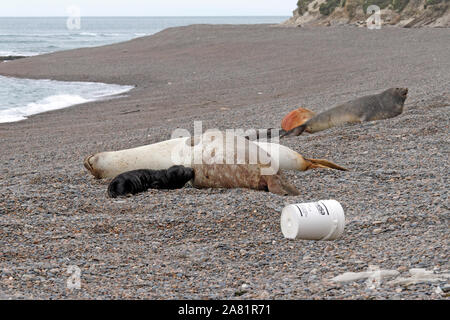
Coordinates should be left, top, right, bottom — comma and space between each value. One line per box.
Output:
282, 0, 450, 27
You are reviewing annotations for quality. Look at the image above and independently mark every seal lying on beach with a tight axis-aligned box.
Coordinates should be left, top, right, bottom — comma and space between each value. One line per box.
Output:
188, 133, 301, 196
107, 166, 195, 198
191, 162, 300, 196
281, 88, 409, 137
84, 136, 347, 179
104, 133, 301, 196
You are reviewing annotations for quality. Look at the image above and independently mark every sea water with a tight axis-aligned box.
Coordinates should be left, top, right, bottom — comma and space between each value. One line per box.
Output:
0, 76, 134, 123
0, 16, 287, 123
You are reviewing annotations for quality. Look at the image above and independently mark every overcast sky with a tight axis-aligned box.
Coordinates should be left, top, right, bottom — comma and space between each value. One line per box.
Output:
0, 0, 295, 17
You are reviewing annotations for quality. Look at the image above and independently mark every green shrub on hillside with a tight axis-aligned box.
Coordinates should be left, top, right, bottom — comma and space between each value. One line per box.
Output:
319, 0, 342, 15
425, 0, 445, 5
297, 0, 315, 14
392, 0, 409, 12
362, 0, 391, 13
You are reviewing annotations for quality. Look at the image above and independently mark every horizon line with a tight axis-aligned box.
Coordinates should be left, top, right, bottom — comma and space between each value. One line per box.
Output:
0, 15, 291, 18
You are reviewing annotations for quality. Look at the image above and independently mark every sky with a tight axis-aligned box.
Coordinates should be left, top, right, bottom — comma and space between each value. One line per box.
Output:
0, 0, 295, 17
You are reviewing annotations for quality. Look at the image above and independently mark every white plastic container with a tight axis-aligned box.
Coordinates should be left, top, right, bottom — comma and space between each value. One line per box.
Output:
280, 200, 345, 241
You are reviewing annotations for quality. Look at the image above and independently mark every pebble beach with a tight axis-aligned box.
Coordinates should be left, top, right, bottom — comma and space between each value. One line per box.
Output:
0, 24, 449, 299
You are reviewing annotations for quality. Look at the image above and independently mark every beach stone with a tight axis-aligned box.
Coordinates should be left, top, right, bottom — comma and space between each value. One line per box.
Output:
0, 23, 448, 300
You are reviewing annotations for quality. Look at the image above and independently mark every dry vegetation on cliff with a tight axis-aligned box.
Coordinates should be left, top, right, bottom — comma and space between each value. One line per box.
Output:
283, 0, 449, 27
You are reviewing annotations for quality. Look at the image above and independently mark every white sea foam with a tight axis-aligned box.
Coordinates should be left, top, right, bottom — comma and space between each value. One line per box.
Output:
0, 95, 89, 123
0, 50, 41, 57
79, 32, 98, 36
0, 76, 133, 123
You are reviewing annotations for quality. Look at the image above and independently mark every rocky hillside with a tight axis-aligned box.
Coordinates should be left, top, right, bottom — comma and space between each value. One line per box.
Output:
282, 0, 449, 27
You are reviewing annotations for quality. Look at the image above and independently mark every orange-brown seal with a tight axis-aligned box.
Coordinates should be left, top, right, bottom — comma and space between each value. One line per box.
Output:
282, 88, 408, 137
281, 107, 316, 131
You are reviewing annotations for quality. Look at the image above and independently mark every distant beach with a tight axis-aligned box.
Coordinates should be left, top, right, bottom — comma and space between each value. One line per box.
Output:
0, 16, 288, 123
0, 24, 448, 299
0, 16, 289, 57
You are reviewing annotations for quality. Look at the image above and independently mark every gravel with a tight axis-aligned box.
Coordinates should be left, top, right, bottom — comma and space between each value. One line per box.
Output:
0, 25, 449, 300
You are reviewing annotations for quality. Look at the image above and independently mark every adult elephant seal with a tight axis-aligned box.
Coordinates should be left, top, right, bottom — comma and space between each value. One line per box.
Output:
181, 133, 301, 196
101, 133, 301, 196
84, 136, 347, 179
281, 88, 408, 137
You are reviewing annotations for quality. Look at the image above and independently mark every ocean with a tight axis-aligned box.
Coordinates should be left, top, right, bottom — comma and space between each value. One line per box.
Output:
0, 16, 288, 123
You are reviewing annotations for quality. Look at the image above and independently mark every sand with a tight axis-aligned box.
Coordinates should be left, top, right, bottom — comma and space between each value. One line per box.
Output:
0, 24, 449, 299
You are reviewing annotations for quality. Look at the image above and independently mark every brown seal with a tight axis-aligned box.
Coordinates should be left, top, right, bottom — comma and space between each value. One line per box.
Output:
191, 163, 300, 196
189, 133, 300, 196
281, 88, 408, 137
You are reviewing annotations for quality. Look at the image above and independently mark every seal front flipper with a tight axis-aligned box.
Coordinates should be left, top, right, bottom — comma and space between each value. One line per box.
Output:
244, 128, 279, 141
280, 124, 307, 138
264, 175, 300, 196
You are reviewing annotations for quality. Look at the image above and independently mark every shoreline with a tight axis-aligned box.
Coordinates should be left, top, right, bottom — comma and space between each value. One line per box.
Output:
0, 24, 449, 299
0, 75, 134, 124
0, 55, 26, 62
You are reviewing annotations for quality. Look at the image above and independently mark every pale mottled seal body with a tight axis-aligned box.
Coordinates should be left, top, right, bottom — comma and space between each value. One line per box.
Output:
84, 137, 190, 179
282, 88, 408, 137
84, 136, 347, 179
255, 142, 347, 172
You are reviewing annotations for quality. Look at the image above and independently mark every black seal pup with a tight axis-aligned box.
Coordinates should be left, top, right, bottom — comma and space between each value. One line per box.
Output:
107, 165, 195, 198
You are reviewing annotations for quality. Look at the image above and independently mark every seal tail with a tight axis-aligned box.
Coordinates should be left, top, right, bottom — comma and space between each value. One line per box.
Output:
304, 158, 348, 171
280, 124, 306, 138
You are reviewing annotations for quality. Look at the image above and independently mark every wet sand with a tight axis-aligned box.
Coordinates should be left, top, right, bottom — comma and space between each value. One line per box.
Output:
0, 24, 449, 299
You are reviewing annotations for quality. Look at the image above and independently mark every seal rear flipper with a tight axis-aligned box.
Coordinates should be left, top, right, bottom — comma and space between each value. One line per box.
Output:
83, 154, 98, 177
304, 158, 348, 171
84, 154, 107, 179
281, 107, 316, 131
265, 175, 300, 196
